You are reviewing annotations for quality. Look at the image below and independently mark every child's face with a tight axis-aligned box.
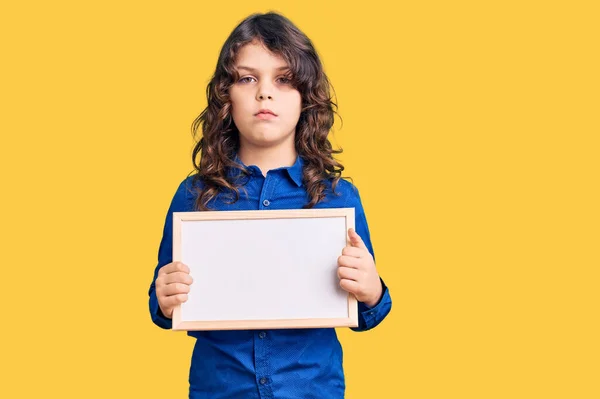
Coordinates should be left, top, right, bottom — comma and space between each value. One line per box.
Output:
229, 41, 302, 153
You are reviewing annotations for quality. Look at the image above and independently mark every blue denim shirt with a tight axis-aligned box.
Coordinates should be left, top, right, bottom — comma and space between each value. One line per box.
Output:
148, 155, 392, 399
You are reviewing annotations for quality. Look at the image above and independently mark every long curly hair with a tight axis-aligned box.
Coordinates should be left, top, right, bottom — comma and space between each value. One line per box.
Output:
190, 12, 345, 210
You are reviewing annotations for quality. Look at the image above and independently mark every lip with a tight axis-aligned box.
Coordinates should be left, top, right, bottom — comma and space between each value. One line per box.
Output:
256, 113, 277, 120
255, 109, 277, 116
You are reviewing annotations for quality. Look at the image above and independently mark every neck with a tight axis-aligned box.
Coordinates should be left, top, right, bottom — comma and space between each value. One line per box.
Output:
238, 142, 297, 176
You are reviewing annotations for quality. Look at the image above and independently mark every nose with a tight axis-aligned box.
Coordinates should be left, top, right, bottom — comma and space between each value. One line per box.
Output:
256, 82, 274, 101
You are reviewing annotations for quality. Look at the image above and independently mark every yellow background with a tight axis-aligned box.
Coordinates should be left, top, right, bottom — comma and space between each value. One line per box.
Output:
1, 1, 598, 398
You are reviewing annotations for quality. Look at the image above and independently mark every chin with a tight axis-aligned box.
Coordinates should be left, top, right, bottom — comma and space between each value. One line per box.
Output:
242, 130, 293, 147
251, 138, 287, 148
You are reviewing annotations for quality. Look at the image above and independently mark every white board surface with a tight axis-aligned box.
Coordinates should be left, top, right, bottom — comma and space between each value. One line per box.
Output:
171, 208, 357, 330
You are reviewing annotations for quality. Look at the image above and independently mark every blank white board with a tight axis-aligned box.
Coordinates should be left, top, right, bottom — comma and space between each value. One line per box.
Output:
171, 208, 357, 330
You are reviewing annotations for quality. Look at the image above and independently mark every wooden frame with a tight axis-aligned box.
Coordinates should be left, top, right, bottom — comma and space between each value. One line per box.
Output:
171, 208, 358, 331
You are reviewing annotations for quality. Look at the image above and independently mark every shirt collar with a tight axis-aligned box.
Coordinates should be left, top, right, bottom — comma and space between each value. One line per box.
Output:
285, 155, 304, 187
230, 153, 304, 187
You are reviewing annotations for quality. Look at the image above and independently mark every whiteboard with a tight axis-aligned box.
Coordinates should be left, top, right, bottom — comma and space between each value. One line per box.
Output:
171, 208, 357, 330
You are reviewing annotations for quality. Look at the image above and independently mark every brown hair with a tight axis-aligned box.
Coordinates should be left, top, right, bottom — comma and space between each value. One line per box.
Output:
190, 12, 344, 210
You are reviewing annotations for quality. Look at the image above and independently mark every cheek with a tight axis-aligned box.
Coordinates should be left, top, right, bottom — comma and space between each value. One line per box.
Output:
286, 92, 302, 116
229, 101, 241, 119
229, 94, 246, 120
229, 87, 243, 104
293, 95, 303, 119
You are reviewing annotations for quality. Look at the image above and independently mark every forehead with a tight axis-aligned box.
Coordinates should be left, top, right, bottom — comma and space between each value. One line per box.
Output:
234, 42, 289, 71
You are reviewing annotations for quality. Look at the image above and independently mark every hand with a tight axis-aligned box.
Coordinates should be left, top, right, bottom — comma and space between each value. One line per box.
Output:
337, 228, 383, 308
155, 261, 193, 319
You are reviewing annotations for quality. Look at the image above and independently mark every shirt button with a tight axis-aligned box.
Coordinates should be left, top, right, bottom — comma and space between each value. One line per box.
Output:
259, 331, 266, 339
259, 377, 267, 385
263, 199, 270, 207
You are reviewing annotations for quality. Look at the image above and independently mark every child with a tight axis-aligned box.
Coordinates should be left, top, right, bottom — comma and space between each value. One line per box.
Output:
148, 11, 392, 399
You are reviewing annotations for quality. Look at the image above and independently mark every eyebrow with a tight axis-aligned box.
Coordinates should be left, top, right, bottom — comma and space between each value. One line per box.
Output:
236, 65, 290, 73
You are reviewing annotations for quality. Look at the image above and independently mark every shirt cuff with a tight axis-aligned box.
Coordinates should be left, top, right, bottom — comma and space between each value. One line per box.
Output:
149, 289, 173, 329
352, 278, 392, 332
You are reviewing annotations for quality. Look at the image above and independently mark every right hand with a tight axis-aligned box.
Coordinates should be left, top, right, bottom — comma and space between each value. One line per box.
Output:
155, 261, 193, 319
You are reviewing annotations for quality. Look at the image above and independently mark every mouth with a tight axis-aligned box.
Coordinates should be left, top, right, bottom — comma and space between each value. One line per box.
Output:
255, 110, 277, 120
255, 109, 277, 116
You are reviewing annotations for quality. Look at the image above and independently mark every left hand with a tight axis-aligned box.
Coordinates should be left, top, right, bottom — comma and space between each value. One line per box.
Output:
337, 228, 383, 308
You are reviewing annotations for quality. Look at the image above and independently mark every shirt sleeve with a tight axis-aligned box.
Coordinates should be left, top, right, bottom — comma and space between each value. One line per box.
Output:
344, 183, 392, 332
148, 177, 195, 330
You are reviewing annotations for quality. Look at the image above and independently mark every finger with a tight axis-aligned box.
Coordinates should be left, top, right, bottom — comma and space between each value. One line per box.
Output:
339, 279, 360, 295
161, 293, 189, 308
338, 266, 360, 281
348, 228, 368, 250
159, 261, 190, 276
161, 282, 191, 296
163, 272, 194, 285
341, 246, 364, 258
337, 255, 361, 269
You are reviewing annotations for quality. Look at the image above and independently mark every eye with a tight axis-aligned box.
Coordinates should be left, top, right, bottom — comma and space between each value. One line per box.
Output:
238, 76, 256, 84
277, 76, 292, 84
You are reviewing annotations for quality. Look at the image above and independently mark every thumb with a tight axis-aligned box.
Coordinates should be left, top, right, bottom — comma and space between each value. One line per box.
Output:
348, 228, 367, 249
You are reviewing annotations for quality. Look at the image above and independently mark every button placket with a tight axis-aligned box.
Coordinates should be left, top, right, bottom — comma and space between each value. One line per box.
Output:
254, 327, 273, 397
259, 172, 278, 210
